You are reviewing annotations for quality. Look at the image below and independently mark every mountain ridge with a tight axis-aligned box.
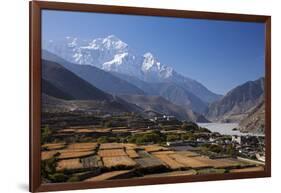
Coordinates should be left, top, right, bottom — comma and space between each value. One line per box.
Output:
43, 35, 221, 104
42, 50, 145, 95
205, 77, 264, 123
42, 59, 113, 101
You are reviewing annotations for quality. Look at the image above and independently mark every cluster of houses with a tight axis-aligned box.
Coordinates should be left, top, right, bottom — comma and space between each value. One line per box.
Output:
232, 135, 265, 161
163, 123, 265, 163
150, 115, 177, 122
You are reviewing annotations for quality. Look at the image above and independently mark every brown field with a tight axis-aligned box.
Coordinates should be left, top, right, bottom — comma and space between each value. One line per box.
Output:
140, 170, 197, 178
102, 156, 137, 168
85, 170, 133, 181
56, 158, 83, 171
123, 143, 137, 150
135, 157, 165, 170
41, 142, 97, 160
60, 149, 94, 153
98, 149, 127, 157
67, 142, 97, 150
154, 154, 186, 170
193, 157, 245, 169
56, 156, 103, 171
42, 143, 66, 150
175, 151, 200, 157
141, 145, 169, 153
112, 129, 132, 133
57, 151, 95, 159
169, 154, 212, 169
137, 150, 152, 158
99, 143, 124, 150
75, 129, 96, 133
41, 151, 58, 160
230, 166, 264, 173
81, 156, 103, 168
126, 149, 139, 158
151, 151, 175, 155
93, 128, 111, 132
41, 149, 95, 160
57, 129, 76, 133
41, 141, 264, 182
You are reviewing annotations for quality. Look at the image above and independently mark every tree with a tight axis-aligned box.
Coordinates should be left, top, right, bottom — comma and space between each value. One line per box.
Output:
130, 132, 163, 144
181, 122, 199, 132
48, 173, 68, 183
181, 132, 195, 140
225, 144, 237, 157
97, 136, 110, 143
208, 144, 223, 153
97, 136, 118, 143
41, 126, 52, 144
104, 120, 113, 127
166, 134, 180, 142
41, 157, 57, 179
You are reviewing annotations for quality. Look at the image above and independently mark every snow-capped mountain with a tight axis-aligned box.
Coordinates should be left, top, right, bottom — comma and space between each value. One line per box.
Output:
43, 35, 221, 103
43, 35, 175, 82
44, 35, 129, 68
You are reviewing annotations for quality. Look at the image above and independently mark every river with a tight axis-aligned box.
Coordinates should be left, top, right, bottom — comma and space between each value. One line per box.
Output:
197, 123, 264, 136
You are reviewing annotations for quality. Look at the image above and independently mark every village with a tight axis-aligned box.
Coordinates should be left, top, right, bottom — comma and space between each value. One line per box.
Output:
41, 112, 265, 183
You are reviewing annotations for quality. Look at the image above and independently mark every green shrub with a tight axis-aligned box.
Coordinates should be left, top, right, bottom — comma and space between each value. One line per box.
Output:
129, 132, 164, 145
181, 122, 199, 132
41, 126, 52, 144
97, 136, 119, 143
166, 134, 180, 142
225, 144, 237, 156
181, 132, 195, 140
208, 144, 224, 153
198, 127, 211, 133
41, 157, 57, 178
48, 173, 68, 183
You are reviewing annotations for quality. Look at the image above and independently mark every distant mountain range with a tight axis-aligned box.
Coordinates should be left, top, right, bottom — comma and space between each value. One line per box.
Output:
43, 35, 221, 106
43, 50, 208, 114
111, 72, 208, 113
205, 78, 264, 123
41, 57, 206, 122
42, 35, 265, 132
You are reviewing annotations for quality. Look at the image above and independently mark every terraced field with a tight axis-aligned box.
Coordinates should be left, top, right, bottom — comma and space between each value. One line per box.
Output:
41, 142, 264, 183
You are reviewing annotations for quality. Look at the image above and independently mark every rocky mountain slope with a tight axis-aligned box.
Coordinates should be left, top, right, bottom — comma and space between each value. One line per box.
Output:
42, 59, 143, 113
42, 50, 145, 95
42, 59, 113, 101
112, 72, 208, 113
118, 94, 209, 122
41, 59, 206, 121
205, 78, 264, 122
239, 101, 265, 134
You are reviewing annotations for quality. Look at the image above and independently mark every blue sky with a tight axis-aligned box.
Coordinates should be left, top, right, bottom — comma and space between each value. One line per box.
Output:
42, 10, 265, 95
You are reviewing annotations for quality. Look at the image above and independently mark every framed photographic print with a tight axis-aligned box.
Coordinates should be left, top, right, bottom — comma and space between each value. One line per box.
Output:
30, 1, 271, 192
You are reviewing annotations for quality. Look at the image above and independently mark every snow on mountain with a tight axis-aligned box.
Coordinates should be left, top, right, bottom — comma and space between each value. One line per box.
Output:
43, 35, 174, 82
43, 35, 221, 103
141, 52, 174, 82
